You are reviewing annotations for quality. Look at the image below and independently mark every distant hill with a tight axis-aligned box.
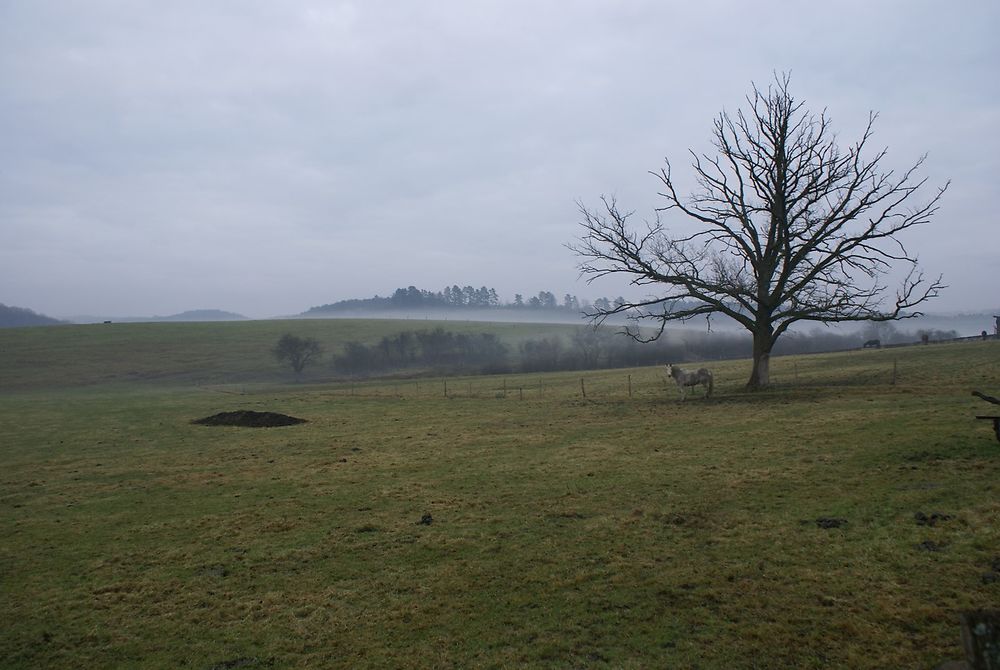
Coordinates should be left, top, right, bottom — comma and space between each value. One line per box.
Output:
69, 309, 249, 324
154, 309, 248, 322
302, 285, 588, 320
896, 310, 999, 338
0, 303, 65, 328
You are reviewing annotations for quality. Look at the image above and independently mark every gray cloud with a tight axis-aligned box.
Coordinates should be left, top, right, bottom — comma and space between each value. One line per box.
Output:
2, 0, 997, 317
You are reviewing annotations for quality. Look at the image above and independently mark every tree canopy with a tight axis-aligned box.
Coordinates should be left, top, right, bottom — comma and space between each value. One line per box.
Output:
272, 333, 323, 376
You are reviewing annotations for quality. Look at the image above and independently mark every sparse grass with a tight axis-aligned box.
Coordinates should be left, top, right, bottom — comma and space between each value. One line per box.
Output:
1, 326, 998, 668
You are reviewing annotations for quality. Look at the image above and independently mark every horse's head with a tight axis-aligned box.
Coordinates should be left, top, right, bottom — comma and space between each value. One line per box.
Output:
665, 364, 674, 377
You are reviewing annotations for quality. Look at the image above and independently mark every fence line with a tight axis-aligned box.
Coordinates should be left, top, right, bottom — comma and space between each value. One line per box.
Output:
305, 365, 914, 402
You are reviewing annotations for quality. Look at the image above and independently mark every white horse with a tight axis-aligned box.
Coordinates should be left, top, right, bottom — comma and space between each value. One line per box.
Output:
665, 364, 714, 400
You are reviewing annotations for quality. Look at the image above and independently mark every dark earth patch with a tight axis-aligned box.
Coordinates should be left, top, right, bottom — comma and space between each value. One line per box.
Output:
914, 511, 954, 526
196, 564, 229, 578
802, 517, 847, 529
208, 657, 273, 670
192, 411, 307, 428
982, 557, 1000, 584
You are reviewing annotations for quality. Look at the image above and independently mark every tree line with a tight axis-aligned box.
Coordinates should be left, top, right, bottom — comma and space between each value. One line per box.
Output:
301, 285, 628, 315
332, 328, 509, 376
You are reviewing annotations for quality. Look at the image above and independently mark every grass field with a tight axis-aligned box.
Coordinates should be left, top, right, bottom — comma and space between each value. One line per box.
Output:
0, 319, 580, 391
1, 320, 998, 668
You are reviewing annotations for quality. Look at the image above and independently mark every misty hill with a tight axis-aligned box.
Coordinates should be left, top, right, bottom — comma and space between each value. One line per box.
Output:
70, 309, 249, 324
901, 310, 999, 338
302, 285, 598, 320
0, 303, 65, 328
153, 309, 248, 322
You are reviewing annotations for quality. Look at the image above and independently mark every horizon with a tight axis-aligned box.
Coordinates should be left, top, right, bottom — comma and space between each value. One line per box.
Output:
20, 296, 999, 338
29, 293, 1000, 324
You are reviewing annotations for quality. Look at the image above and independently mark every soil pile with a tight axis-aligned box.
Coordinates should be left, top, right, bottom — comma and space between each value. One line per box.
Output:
192, 411, 307, 428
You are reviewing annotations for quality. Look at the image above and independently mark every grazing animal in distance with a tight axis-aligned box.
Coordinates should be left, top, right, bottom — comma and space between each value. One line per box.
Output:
665, 364, 714, 400
863, 339, 881, 349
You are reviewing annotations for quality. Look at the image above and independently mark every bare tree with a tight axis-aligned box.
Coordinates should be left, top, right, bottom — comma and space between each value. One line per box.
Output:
272, 333, 323, 377
571, 75, 947, 389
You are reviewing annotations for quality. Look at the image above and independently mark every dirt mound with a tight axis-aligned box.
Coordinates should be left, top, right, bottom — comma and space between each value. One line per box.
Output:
192, 411, 307, 428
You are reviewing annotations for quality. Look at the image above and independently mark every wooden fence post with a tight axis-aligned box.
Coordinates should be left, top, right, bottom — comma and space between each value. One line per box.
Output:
580, 378, 586, 398
628, 374, 632, 398
960, 609, 1000, 670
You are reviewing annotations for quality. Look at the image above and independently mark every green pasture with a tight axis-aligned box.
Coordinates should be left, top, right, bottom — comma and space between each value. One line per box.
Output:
0, 321, 998, 668
0, 318, 576, 391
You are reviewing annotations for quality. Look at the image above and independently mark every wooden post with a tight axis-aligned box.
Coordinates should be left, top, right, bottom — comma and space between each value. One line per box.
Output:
519, 387, 523, 401
444, 380, 448, 397
580, 378, 586, 398
960, 610, 1000, 670
891, 359, 897, 386
628, 374, 632, 398
973, 391, 1000, 443
972, 391, 1000, 405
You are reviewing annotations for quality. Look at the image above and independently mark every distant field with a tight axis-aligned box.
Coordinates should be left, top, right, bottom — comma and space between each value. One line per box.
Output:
0, 318, 580, 391
0, 323, 998, 668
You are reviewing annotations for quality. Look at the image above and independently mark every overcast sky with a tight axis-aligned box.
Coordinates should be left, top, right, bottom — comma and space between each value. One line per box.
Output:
2, 1, 997, 318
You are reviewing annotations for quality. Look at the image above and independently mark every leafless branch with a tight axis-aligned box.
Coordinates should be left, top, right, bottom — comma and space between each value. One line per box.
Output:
571, 74, 946, 388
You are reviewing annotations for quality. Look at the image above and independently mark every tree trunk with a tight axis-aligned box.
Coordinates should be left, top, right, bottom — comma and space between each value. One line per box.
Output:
747, 330, 773, 389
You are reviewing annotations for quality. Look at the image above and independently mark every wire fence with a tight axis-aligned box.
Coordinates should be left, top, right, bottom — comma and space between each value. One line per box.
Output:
314, 371, 672, 402
262, 364, 900, 402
